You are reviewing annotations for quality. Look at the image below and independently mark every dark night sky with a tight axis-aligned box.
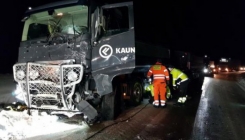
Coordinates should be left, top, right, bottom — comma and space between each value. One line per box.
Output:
0, 0, 245, 73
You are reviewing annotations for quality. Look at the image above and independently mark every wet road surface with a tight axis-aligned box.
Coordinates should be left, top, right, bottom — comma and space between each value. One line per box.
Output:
191, 72, 245, 140
36, 79, 204, 140
83, 72, 245, 140
16, 72, 245, 140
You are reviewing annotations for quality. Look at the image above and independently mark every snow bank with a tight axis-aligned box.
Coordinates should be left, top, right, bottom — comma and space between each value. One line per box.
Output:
0, 110, 84, 140
0, 75, 87, 140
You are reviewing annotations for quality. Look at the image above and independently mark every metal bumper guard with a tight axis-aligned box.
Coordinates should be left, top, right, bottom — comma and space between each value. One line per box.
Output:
13, 62, 83, 111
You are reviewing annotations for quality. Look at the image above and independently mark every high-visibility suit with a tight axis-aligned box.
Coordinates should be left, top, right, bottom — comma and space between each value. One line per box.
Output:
169, 68, 189, 104
145, 84, 171, 99
147, 62, 170, 107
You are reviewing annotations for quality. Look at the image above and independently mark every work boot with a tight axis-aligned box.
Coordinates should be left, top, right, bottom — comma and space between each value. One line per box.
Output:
161, 103, 167, 108
148, 97, 153, 104
153, 105, 159, 108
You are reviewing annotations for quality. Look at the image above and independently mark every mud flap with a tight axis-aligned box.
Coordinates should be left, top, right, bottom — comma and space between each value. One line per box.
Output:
76, 100, 98, 123
100, 92, 115, 121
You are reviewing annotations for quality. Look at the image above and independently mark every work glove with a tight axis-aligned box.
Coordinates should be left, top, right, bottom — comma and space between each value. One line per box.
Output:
147, 77, 152, 82
166, 80, 170, 86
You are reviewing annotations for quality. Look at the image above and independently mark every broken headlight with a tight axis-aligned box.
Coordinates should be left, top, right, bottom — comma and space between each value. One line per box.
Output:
16, 70, 25, 80
29, 70, 39, 80
67, 71, 78, 81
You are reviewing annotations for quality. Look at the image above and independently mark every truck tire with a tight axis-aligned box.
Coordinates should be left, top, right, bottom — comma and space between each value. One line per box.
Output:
130, 81, 143, 106
100, 91, 115, 121
100, 85, 124, 121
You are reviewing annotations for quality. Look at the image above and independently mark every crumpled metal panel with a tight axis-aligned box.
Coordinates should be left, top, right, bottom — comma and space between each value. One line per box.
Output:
18, 34, 91, 69
91, 30, 135, 96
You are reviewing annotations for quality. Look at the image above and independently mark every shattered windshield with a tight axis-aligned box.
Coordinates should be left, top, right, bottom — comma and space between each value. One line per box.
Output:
22, 5, 88, 41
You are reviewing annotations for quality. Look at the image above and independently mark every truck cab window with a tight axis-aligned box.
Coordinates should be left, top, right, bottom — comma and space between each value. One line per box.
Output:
22, 5, 88, 41
27, 23, 49, 40
102, 6, 129, 36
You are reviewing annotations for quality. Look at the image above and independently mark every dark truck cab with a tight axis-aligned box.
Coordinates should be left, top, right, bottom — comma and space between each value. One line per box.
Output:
13, 0, 170, 124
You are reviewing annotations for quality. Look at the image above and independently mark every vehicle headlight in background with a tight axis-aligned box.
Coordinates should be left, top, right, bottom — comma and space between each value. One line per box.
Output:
67, 71, 78, 81
203, 68, 208, 73
16, 70, 25, 80
29, 70, 39, 80
218, 68, 221, 70
225, 68, 228, 71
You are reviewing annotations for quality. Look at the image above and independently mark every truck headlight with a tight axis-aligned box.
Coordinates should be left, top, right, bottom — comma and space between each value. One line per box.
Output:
16, 70, 25, 80
29, 70, 39, 80
67, 71, 77, 81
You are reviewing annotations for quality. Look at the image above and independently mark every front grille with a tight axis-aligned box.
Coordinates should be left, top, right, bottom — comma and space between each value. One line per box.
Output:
13, 62, 83, 111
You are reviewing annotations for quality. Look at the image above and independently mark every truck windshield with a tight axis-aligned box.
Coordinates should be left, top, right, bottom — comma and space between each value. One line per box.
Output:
21, 5, 88, 41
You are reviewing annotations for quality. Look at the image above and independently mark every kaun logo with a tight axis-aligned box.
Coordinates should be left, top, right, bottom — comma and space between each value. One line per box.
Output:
99, 44, 113, 59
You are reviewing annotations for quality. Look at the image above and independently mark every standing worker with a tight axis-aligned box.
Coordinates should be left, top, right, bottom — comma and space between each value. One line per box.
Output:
145, 80, 172, 104
147, 59, 170, 107
168, 65, 189, 105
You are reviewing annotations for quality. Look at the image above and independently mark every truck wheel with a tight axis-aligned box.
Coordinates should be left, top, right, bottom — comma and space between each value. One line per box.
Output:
130, 81, 143, 106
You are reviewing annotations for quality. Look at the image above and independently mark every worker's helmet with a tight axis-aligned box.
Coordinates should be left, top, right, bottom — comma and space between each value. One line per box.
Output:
156, 58, 162, 63
168, 65, 174, 71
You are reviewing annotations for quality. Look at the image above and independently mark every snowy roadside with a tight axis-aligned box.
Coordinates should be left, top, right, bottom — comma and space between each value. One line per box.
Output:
0, 110, 86, 140
0, 75, 86, 140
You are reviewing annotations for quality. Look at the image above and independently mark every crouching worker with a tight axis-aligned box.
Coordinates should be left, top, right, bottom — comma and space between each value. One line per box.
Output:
168, 65, 190, 105
147, 59, 170, 107
145, 79, 154, 104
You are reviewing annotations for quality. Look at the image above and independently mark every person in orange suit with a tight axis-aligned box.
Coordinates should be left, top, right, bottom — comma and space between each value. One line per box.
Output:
147, 59, 170, 107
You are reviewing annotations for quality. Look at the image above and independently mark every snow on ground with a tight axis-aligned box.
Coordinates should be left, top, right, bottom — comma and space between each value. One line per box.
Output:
0, 75, 87, 140
0, 110, 86, 140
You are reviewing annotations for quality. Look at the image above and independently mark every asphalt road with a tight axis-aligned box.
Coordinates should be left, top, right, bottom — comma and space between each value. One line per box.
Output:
191, 72, 245, 140
55, 72, 245, 140
2, 72, 245, 140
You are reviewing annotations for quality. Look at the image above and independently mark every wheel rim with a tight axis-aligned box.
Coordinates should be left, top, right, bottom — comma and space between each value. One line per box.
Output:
133, 83, 142, 103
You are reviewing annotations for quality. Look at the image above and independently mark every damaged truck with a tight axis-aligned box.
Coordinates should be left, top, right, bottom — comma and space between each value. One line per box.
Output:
13, 0, 170, 124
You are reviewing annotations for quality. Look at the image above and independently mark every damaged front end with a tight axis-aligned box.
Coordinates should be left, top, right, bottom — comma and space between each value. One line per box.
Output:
12, 3, 99, 123
13, 61, 98, 123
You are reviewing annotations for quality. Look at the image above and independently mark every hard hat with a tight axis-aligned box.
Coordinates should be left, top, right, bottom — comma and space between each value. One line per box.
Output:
168, 65, 174, 71
156, 58, 162, 63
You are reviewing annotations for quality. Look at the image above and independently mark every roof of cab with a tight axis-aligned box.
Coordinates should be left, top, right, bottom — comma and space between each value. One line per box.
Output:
24, 0, 88, 15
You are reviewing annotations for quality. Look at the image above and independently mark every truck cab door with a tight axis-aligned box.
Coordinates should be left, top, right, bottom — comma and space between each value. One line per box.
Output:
91, 2, 135, 71
91, 2, 135, 96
